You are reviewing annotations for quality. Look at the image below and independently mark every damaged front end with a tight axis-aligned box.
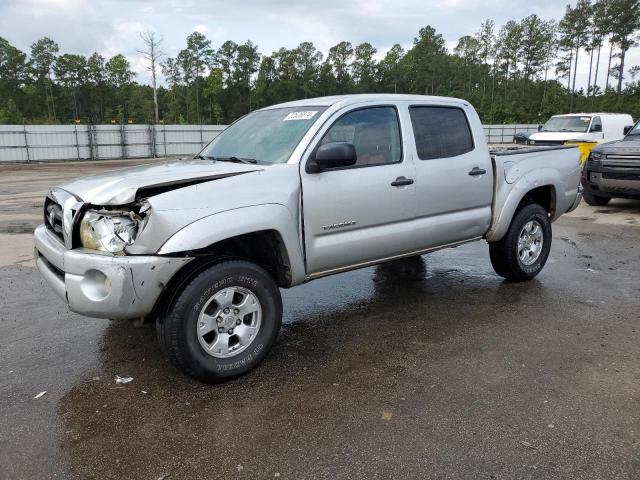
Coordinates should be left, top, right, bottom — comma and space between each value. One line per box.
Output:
78, 200, 151, 254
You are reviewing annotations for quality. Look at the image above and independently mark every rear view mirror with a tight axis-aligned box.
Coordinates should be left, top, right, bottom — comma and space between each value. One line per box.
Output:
623, 125, 633, 135
538, 125, 542, 132
308, 142, 357, 173
590, 124, 602, 132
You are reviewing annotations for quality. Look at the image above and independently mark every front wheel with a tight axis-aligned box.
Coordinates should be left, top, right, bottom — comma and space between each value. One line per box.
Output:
157, 260, 283, 383
489, 203, 552, 282
581, 184, 611, 206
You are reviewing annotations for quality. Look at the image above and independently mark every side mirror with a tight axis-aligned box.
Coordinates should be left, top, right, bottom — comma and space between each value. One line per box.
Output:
537, 125, 542, 132
590, 124, 602, 132
308, 142, 357, 173
623, 125, 633, 135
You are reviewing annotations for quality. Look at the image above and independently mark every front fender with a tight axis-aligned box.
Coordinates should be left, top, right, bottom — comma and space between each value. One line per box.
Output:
157, 203, 306, 285
486, 168, 562, 242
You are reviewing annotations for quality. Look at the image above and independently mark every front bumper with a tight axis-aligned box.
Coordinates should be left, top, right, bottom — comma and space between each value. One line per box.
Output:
34, 224, 192, 320
583, 159, 640, 198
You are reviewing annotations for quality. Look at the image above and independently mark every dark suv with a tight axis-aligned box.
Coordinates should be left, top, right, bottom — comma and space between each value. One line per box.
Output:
582, 120, 640, 206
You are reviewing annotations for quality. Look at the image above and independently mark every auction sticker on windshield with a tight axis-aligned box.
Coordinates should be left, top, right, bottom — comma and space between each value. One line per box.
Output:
284, 111, 318, 121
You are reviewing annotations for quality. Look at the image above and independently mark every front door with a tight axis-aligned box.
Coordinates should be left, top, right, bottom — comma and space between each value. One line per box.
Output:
300, 105, 416, 275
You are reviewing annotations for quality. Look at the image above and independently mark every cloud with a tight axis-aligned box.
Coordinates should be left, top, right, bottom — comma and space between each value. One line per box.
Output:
0, 0, 637, 89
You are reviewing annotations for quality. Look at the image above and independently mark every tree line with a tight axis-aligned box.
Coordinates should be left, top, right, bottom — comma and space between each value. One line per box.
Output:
0, 0, 639, 126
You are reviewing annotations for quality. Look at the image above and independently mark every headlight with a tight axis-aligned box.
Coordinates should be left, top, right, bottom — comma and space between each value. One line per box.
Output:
79, 210, 140, 253
590, 152, 602, 161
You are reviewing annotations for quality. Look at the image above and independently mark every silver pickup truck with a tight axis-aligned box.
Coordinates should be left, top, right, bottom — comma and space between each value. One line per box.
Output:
34, 94, 582, 382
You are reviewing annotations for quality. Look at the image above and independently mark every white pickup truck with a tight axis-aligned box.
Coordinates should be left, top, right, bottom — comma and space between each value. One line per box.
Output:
34, 94, 582, 382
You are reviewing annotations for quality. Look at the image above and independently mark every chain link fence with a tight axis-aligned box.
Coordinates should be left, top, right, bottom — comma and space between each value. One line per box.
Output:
0, 123, 538, 163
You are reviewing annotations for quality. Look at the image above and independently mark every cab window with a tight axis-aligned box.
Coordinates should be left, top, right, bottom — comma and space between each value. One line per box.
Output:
409, 106, 474, 160
319, 107, 402, 167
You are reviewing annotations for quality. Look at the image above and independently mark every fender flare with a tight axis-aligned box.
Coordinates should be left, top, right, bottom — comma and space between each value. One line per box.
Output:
486, 168, 561, 242
158, 203, 306, 285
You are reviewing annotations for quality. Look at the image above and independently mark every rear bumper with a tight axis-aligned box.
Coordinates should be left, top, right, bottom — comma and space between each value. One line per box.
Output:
33, 224, 192, 319
566, 184, 583, 213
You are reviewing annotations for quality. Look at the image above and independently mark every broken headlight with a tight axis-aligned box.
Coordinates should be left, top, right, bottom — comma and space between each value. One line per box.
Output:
79, 209, 141, 253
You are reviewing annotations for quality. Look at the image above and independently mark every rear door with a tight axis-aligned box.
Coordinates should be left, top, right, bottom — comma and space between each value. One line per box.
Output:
300, 105, 416, 276
409, 104, 493, 249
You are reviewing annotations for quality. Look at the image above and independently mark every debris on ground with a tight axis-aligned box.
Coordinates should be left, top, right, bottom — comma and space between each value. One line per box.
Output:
520, 441, 537, 449
33, 391, 47, 399
115, 375, 133, 384
382, 410, 393, 421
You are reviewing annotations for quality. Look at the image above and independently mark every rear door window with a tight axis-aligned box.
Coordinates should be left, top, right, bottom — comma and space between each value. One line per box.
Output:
409, 106, 474, 160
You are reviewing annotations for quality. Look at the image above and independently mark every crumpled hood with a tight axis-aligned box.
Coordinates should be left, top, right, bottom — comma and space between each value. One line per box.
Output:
58, 160, 262, 205
592, 136, 640, 155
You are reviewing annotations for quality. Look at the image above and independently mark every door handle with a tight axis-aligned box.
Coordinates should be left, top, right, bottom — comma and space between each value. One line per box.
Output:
391, 176, 414, 187
468, 167, 487, 176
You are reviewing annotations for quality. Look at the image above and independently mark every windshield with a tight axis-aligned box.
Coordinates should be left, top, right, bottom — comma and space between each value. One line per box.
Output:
199, 106, 327, 164
628, 120, 640, 136
541, 115, 591, 133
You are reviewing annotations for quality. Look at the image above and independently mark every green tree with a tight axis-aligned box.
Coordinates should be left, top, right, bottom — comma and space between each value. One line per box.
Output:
327, 41, 354, 93
234, 40, 260, 110
351, 42, 377, 92
179, 32, 215, 123
454, 35, 481, 94
520, 15, 552, 83
590, 0, 611, 98
377, 44, 405, 94
294, 42, 322, 98
559, 0, 593, 110
0, 37, 28, 117
54, 53, 87, 120
105, 54, 134, 121
607, 0, 640, 93
30, 37, 59, 120
405, 26, 448, 95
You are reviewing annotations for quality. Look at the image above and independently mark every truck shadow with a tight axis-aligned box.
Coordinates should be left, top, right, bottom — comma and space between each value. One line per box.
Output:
592, 198, 640, 216
55, 248, 550, 479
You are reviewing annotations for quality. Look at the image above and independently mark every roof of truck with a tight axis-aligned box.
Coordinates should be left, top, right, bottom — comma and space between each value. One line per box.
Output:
260, 94, 469, 110
553, 112, 632, 117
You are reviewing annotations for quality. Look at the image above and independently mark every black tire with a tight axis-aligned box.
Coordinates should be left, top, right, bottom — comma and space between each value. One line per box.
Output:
489, 203, 552, 282
581, 184, 611, 206
157, 260, 282, 383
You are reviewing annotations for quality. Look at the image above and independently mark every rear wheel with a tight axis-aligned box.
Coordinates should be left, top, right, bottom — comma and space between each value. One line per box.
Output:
489, 203, 552, 282
582, 184, 611, 206
157, 260, 282, 383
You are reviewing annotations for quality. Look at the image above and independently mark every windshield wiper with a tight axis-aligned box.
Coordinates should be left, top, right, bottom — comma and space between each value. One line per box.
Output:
213, 156, 258, 164
193, 154, 216, 160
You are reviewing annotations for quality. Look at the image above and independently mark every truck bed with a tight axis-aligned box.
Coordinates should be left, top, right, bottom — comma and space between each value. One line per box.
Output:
489, 144, 576, 156
485, 143, 582, 242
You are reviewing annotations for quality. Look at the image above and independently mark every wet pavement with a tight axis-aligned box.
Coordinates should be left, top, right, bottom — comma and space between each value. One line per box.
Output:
1, 160, 640, 479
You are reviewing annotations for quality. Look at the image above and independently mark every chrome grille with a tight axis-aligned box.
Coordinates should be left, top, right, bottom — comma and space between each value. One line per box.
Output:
44, 198, 64, 243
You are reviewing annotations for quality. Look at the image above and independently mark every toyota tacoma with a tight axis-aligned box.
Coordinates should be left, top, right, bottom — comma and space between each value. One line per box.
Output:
34, 94, 582, 382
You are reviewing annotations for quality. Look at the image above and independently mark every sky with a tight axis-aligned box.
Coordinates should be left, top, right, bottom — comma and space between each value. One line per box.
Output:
1, 0, 639, 90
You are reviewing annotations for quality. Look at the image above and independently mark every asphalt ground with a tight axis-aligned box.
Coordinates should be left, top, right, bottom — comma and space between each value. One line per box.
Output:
1, 159, 639, 479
